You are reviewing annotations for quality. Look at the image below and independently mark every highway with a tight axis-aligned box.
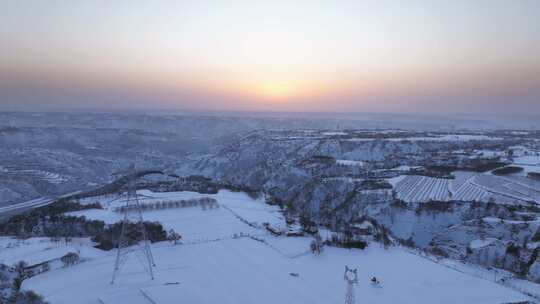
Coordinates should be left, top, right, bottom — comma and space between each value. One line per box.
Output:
0, 191, 82, 221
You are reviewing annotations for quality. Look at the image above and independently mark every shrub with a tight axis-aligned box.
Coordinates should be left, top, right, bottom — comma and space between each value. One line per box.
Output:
344, 240, 368, 250
506, 243, 521, 256
531, 228, 540, 242
400, 237, 415, 248
429, 246, 449, 258
415, 201, 453, 214
391, 200, 408, 209
11, 290, 49, 304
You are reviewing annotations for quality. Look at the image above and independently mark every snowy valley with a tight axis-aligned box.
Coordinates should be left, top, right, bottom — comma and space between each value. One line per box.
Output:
1, 112, 540, 303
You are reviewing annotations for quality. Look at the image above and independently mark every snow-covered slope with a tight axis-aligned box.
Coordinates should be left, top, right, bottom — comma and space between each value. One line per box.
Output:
24, 239, 531, 304
13, 190, 534, 304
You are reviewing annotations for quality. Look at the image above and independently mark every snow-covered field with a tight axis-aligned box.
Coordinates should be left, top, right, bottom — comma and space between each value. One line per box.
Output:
513, 155, 540, 176
336, 159, 365, 167
0, 237, 105, 266
69, 190, 285, 242
514, 155, 540, 166
23, 239, 532, 304
8, 190, 534, 303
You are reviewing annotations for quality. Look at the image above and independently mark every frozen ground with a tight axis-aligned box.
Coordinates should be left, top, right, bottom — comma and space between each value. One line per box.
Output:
12, 190, 536, 304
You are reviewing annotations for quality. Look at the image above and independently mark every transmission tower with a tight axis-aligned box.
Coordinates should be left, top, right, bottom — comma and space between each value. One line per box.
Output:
344, 266, 358, 304
111, 164, 156, 284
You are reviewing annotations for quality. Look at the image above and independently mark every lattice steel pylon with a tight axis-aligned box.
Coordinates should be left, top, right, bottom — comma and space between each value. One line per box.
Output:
111, 164, 156, 284
344, 266, 358, 304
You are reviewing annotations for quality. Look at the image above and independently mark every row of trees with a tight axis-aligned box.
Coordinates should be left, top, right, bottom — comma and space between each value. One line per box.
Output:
1, 215, 106, 241
113, 197, 218, 213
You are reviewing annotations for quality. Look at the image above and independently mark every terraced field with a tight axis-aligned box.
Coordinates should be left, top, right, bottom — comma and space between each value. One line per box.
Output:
394, 176, 452, 203
394, 173, 540, 204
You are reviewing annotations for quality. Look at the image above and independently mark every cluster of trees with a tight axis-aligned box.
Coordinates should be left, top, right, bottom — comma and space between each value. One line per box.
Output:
0, 214, 105, 240
0, 198, 173, 253
0, 201, 104, 239
326, 233, 368, 250
299, 213, 370, 250
8, 290, 48, 304
92, 221, 168, 250
299, 213, 318, 234
169, 175, 220, 194
293, 199, 393, 251
463, 240, 540, 280
492, 166, 524, 176
426, 159, 507, 175
113, 197, 218, 213
329, 217, 392, 250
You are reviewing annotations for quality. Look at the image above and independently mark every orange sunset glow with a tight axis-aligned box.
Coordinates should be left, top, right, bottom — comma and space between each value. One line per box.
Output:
0, 0, 539, 113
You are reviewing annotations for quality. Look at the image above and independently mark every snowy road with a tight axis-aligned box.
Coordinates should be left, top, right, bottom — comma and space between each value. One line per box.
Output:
0, 197, 54, 220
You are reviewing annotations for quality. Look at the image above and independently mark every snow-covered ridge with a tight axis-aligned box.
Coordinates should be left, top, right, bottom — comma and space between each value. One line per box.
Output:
345, 134, 501, 142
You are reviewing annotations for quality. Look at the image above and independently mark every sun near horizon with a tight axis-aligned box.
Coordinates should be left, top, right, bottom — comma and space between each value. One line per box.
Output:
0, 0, 539, 114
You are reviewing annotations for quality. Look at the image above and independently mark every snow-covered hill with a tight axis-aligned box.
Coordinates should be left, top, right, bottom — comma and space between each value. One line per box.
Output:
6, 190, 536, 303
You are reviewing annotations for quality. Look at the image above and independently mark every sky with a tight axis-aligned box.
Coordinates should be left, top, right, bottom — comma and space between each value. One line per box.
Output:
0, 0, 539, 114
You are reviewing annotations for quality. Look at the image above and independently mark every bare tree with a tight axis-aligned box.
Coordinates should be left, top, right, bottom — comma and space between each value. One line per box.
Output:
168, 229, 182, 245
61, 252, 80, 267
